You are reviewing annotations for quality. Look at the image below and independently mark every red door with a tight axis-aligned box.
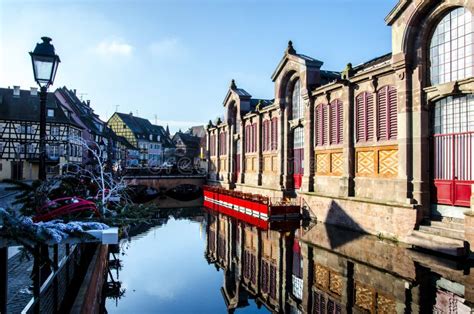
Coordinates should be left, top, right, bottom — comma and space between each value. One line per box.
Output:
293, 127, 304, 189
433, 132, 473, 207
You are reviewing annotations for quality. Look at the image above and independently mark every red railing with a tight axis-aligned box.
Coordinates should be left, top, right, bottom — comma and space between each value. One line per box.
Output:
433, 131, 474, 207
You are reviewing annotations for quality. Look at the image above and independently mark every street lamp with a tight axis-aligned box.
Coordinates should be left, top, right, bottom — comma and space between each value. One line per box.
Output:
30, 36, 60, 181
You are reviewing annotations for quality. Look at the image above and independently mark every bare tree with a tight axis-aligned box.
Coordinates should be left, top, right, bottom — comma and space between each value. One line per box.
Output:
65, 136, 129, 214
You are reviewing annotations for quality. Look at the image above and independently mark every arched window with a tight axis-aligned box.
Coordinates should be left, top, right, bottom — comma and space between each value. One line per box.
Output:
377, 86, 398, 140
292, 79, 303, 120
430, 7, 473, 85
355, 92, 374, 143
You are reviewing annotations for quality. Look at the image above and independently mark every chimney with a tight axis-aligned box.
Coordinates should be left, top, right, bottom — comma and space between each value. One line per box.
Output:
129, 111, 133, 116
13, 86, 20, 97
73, 89, 77, 95
86, 100, 90, 107
30, 87, 38, 96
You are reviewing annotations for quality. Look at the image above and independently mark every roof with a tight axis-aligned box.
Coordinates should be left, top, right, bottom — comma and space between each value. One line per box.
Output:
56, 87, 106, 136
352, 53, 392, 75
114, 112, 174, 147
172, 132, 201, 148
189, 125, 206, 138
0, 87, 81, 128
249, 99, 274, 111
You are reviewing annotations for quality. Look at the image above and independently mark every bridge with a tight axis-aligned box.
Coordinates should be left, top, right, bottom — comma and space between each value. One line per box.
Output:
123, 174, 207, 208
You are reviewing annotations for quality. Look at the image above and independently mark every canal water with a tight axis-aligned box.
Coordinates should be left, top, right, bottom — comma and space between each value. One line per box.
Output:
104, 208, 473, 313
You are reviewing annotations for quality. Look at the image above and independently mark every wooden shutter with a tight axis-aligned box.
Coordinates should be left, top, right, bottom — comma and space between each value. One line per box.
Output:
377, 87, 388, 140
388, 86, 397, 140
271, 117, 278, 150
322, 105, 328, 145
366, 92, 374, 141
330, 100, 343, 145
356, 92, 374, 142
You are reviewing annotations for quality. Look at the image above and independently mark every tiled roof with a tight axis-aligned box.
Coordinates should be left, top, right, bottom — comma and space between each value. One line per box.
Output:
57, 87, 106, 136
353, 53, 392, 74
115, 112, 174, 147
250, 99, 274, 111
0, 88, 81, 127
173, 132, 200, 148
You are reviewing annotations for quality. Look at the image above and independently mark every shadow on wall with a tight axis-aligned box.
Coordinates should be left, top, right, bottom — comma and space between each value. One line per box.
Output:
321, 200, 368, 250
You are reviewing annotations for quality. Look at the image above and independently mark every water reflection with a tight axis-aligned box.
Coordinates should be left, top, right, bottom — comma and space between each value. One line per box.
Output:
104, 207, 474, 313
204, 209, 474, 313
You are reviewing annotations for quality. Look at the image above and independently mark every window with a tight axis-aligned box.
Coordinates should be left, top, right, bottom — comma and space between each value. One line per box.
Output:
294, 127, 304, 149
271, 117, 278, 151
315, 104, 327, 146
262, 120, 270, 152
51, 126, 60, 136
434, 94, 474, 134
292, 79, 303, 120
377, 86, 398, 140
244, 123, 257, 153
219, 131, 227, 155
47, 109, 54, 117
430, 7, 473, 85
330, 99, 343, 145
355, 92, 375, 143
48, 145, 59, 158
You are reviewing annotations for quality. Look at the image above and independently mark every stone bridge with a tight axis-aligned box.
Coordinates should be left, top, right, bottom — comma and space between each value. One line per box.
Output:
123, 175, 207, 208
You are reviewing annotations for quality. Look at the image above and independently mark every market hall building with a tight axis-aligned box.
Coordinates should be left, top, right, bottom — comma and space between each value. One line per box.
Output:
206, 0, 474, 252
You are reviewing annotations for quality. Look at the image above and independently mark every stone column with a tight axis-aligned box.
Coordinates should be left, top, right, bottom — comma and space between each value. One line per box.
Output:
408, 61, 430, 215
393, 55, 417, 206
340, 82, 355, 197
281, 105, 292, 190
302, 97, 314, 192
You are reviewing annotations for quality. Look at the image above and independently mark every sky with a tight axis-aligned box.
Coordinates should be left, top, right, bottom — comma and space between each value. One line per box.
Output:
0, 0, 398, 133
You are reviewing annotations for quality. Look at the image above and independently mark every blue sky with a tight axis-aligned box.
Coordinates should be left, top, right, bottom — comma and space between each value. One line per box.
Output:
0, 0, 398, 133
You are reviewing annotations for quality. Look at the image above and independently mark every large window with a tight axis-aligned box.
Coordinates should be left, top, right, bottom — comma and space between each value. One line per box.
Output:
219, 131, 227, 155
434, 94, 474, 134
292, 79, 304, 120
430, 7, 473, 85
245, 123, 257, 153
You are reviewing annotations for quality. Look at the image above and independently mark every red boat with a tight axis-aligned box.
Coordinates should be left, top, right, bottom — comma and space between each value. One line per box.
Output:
203, 185, 301, 227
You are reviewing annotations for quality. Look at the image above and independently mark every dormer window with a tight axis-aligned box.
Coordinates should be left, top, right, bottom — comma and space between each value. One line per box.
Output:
47, 109, 54, 117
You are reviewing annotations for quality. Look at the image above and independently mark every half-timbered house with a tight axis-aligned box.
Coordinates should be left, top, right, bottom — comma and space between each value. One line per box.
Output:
0, 86, 82, 180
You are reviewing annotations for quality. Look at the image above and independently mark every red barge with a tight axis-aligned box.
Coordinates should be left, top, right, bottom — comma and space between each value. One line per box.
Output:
203, 185, 301, 227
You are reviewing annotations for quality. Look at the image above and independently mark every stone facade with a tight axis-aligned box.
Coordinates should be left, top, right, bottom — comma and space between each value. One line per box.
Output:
206, 0, 474, 242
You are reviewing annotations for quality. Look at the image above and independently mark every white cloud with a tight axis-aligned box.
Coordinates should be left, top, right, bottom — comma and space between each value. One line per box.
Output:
94, 39, 133, 57
149, 37, 185, 58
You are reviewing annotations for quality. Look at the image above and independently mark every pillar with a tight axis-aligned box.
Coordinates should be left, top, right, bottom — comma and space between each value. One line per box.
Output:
340, 82, 355, 197
302, 97, 314, 192
257, 113, 263, 186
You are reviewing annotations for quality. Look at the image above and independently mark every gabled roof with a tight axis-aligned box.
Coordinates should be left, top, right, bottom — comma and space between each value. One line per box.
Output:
173, 132, 200, 149
271, 41, 324, 82
352, 53, 392, 75
0, 87, 81, 128
56, 87, 106, 136
189, 125, 206, 138
223, 80, 252, 107
114, 112, 174, 147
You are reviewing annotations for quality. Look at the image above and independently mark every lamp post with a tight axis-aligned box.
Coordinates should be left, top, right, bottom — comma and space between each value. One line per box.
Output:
30, 37, 60, 181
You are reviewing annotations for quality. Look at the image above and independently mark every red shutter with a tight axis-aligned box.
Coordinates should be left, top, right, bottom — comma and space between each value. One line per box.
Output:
366, 92, 374, 141
356, 92, 374, 142
254, 123, 257, 152
245, 126, 249, 153
316, 105, 322, 146
322, 105, 328, 145
356, 94, 364, 142
330, 100, 343, 145
377, 87, 388, 140
271, 117, 278, 151
337, 100, 343, 144
388, 86, 397, 140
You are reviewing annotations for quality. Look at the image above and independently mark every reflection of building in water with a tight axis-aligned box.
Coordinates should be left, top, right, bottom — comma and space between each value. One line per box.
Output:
204, 210, 474, 313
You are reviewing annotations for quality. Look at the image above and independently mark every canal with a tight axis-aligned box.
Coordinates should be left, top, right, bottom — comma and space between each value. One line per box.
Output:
103, 208, 473, 313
